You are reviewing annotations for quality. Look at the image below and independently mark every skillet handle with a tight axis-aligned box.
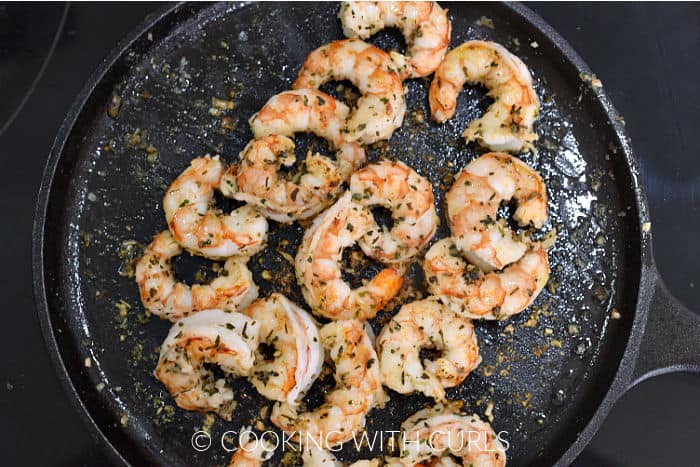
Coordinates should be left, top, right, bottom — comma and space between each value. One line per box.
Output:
631, 271, 700, 386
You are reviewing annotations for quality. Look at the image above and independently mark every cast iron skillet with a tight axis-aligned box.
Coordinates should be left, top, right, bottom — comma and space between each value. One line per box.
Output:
33, 3, 700, 466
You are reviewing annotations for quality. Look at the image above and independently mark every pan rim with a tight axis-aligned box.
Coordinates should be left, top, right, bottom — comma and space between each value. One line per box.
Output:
504, 3, 653, 465
30, 2, 653, 466
31, 3, 183, 466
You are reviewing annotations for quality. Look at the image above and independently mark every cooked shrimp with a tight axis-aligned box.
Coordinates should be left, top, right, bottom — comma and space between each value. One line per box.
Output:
244, 293, 323, 406
376, 297, 481, 400
293, 39, 406, 144
228, 427, 275, 467
302, 444, 340, 467
349, 160, 438, 263
446, 152, 547, 271
154, 309, 260, 419
302, 444, 379, 467
424, 238, 549, 320
295, 192, 404, 321
430, 40, 540, 152
221, 135, 344, 223
135, 230, 258, 321
271, 320, 386, 447
248, 89, 367, 178
394, 402, 506, 467
163, 155, 268, 260
338, 1, 451, 79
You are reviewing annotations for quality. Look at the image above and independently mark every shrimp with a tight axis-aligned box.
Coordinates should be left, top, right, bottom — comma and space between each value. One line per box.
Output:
302, 444, 379, 467
446, 152, 547, 272
349, 160, 438, 263
135, 230, 258, 321
249, 89, 366, 173
221, 135, 344, 223
338, 1, 451, 79
424, 238, 549, 320
244, 293, 323, 406
429, 40, 540, 153
293, 39, 406, 145
295, 192, 404, 321
391, 402, 506, 467
154, 309, 260, 420
271, 320, 386, 447
163, 155, 268, 260
376, 297, 481, 400
228, 427, 275, 467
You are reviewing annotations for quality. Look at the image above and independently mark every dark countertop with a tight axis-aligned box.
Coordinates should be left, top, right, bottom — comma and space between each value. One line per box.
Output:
1, 3, 698, 466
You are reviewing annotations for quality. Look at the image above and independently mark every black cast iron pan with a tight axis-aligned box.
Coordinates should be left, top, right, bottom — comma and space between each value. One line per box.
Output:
32, 3, 700, 466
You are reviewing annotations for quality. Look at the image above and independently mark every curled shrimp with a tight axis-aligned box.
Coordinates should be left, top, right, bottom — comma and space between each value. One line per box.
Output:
338, 1, 451, 79
221, 135, 345, 223
249, 89, 366, 174
244, 293, 323, 406
389, 402, 506, 467
302, 444, 379, 467
293, 39, 406, 145
349, 160, 438, 264
430, 40, 539, 153
376, 297, 481, 400
424, 237, 549, 320
295, 192, 404, 321
163, 155, 268, 260
135, 230, 258, 321
446, 152, 547, 271
271, 320, 386, 447
154, 309, 260, 420
228, 426, 275, 467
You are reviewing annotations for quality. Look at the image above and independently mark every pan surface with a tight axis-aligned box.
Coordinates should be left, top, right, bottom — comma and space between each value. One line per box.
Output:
34, 3, 648, 466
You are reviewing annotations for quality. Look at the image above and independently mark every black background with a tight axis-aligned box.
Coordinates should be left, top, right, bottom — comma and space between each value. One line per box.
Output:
1, 3, 698, 466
